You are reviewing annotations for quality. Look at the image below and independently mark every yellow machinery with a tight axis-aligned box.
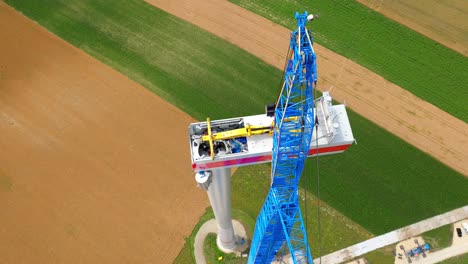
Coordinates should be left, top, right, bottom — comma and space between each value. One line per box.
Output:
204, 117, 272, 159
203, 117, 303, 159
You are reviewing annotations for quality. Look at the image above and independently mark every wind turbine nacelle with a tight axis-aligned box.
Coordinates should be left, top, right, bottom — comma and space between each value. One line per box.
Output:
188, 92, 355, 172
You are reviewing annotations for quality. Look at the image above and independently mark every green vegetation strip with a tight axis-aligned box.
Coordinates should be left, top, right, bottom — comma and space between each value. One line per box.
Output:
6, 0, 468, 237
229, 0, 468, 122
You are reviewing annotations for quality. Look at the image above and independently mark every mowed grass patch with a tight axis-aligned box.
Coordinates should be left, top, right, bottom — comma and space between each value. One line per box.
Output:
229, 0, 468, 122
364, 243, 396, 264
204, 234, 244, 264
422, 224, 453, 250
6, 0, 468, 239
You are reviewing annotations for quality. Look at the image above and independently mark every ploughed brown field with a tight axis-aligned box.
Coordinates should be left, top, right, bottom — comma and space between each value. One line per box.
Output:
0, 3, 208, 263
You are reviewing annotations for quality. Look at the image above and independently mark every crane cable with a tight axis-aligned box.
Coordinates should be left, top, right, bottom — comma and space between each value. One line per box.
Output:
303, 24, 323, 264
276, 44, 292, 109
308, 2, 374, 261
308, 8, 373, 262
310, 5, 374, 259
304, 74, 322, 264
277, 42, 293, 263
310, 3, 373, 262
314, 81, 323, 264
315, 109, 322, 264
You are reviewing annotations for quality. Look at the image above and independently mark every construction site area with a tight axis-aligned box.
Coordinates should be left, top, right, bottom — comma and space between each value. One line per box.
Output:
1, 0, 467, 263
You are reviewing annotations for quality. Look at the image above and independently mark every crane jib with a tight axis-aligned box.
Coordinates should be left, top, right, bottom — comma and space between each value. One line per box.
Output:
248, 11, 317, 264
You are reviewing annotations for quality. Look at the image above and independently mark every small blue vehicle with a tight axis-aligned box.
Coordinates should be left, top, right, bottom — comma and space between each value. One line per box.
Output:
407, 243, 430, 257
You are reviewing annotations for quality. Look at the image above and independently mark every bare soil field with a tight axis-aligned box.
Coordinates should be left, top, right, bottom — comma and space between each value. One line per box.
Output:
357, 0, 468, 56
0, 3, 207, 263
147, 0, 468, 176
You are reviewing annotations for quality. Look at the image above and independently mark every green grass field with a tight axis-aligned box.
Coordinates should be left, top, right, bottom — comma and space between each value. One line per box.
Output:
364, 243, 396, 264
204, 234, 244, 263
229, 0, 468, 122
6, 0, 468, 247
422, 224, 453, 250
443, 253, 468, 264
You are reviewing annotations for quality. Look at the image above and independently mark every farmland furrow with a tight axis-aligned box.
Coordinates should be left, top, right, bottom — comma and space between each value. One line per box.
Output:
0, 3, 208, 263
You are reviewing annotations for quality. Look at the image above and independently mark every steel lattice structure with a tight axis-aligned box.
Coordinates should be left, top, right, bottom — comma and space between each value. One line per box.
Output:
248, 12, 317, 264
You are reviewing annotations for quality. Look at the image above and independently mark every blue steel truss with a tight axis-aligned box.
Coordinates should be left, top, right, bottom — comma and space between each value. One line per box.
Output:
248, 12, 318, 264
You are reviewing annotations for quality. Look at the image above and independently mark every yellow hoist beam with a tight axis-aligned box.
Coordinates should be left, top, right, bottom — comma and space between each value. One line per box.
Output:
202, 123, 272, 143
203, 116, 299, 159
206, 117, 215, 160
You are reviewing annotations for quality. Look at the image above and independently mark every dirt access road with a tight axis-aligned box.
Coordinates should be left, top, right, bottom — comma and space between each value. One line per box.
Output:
0, 3, 207, 263
357, 0, 468, 56
147, 0, 468, 176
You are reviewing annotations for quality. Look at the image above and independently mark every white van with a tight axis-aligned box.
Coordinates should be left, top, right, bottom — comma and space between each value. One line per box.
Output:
462, 223, 468, 235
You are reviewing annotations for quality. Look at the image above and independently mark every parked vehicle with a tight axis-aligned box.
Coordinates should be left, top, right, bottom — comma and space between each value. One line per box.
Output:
456, 228, 462, 237
407, 243, 430, 257
462, 223, 468, 234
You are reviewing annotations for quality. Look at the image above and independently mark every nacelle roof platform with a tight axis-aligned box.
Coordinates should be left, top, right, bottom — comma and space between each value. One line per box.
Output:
189, 92, 355, 172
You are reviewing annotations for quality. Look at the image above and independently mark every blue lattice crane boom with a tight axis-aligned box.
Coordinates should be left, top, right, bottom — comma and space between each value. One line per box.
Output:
188, 9, 355, 264
248, 12, 317, 264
